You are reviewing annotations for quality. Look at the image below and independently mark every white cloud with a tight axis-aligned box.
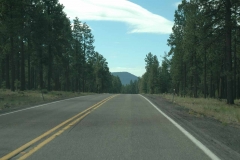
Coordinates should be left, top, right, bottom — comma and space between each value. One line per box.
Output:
110, 67, 145, 77
59, 0, 173, 34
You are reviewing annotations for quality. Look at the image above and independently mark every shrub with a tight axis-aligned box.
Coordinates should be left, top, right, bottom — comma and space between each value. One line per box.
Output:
41, 89, 48, 94
1, 81, 6, 89
14, 80, 20, 91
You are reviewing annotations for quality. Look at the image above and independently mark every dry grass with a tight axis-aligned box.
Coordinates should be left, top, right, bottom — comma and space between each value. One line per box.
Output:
161, 94, 240, 125
0, 89, 94, 111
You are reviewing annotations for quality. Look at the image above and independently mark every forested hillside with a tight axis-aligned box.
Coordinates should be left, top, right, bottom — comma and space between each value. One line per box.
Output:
0, 0, 121, 93
112, 72, 138, 94
139, 0, 240, 104
112, 72, 138, 85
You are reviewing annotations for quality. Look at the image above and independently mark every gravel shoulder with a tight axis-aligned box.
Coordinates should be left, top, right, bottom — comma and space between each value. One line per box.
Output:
143, 94, 240, 160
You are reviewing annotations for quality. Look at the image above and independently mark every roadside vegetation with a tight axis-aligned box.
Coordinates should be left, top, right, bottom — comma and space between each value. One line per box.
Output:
161, 94, 240, 125
0, 89, 94, 111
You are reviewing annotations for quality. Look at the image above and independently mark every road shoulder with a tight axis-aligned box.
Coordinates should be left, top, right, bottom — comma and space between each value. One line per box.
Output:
143, 94, 240, 160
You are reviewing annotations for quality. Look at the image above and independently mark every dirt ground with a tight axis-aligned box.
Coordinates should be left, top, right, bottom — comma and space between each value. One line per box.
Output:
144, 94, 240, 160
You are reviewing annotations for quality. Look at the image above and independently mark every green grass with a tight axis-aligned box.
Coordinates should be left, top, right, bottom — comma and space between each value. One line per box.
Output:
0, 89, 95, 111
161, 94, 240, 125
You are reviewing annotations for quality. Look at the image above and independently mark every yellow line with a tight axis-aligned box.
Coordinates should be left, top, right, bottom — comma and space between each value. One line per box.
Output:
18, 95, 116, 160
0, 95, 117, 160
18, 112, 91, 160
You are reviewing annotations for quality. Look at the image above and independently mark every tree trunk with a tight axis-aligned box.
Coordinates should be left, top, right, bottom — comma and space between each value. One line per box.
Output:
10, 36, 15, 91
10, 4, 15, 91
204, 50, 207, 98
31, 67, 34, 89
16, 50, 20, 81
210, 70, 213, 98
225, 0, 234, 104
193, 52, 198, 98
219, 77, 222, 99
6, 54, 10, 89
233, 28, 237, 99
48, 44, 52, 91
82, 40, 86, 92
39, 46, 43, 89
184, 63, 187, 97
66, 61, 70, 91
20, 37, 25, 91
219, 76, 226, 99
237, 77, 240, 99
1, 58, 5, 85
28, 39, 31, 89
47, 6, 52, 91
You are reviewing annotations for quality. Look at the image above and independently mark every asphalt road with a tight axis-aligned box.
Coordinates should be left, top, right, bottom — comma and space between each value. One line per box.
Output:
0, 94, 219, 160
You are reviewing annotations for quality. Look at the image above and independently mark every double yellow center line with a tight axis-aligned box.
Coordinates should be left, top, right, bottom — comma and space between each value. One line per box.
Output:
0, 95, 118, 160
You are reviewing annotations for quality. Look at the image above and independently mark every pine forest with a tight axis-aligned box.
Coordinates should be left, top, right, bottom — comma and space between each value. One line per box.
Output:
1, 0, 240, 104
138, 0, 240, 104
0, 0, 122, 93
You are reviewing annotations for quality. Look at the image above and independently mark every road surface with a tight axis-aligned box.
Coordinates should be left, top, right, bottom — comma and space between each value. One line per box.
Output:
0, 94, 219, 160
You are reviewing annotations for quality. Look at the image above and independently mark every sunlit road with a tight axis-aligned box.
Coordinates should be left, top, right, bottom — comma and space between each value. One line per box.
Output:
0, 94, 216, 160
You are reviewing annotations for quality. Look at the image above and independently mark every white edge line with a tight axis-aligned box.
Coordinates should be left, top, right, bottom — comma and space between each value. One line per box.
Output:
139, 94, 221, 160
0, 95, 91, 117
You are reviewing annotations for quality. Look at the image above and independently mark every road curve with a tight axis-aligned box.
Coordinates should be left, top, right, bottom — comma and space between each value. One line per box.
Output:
0, 94, 217, 160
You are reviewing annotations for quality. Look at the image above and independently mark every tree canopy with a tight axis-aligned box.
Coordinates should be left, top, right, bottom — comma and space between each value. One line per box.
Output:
139, 0, 240, 104
0, 0, 121, 93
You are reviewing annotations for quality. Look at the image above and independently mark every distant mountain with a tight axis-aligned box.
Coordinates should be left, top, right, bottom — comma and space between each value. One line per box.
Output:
112, 72, 138, 85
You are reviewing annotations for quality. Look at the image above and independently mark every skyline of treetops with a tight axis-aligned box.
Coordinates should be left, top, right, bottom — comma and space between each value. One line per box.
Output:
1, 0, 240, 104
0, 0, 121, 93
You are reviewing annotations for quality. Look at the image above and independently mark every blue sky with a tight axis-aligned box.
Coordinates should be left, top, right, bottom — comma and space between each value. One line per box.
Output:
59, 0, 181, 77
